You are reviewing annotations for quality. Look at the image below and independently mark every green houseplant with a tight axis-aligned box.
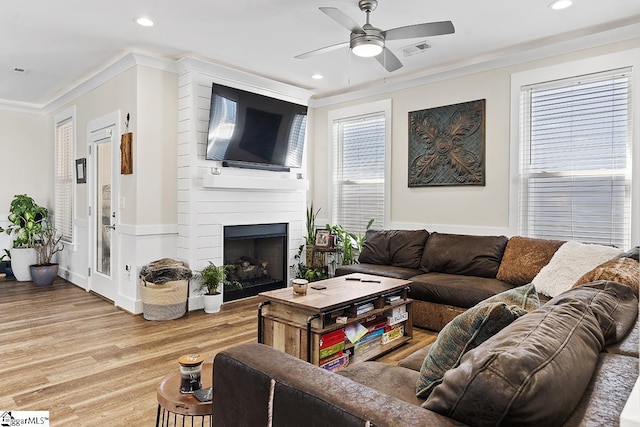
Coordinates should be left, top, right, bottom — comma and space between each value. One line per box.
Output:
195, 262, 241, 313
29, 220, 65, 286
0, 194, 49, 281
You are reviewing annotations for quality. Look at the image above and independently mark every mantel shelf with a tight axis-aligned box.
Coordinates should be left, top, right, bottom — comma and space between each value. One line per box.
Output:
202, 173, 309, 191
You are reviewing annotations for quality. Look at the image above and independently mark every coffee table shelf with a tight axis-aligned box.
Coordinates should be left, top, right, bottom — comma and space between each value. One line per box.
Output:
258, 274, 413, 368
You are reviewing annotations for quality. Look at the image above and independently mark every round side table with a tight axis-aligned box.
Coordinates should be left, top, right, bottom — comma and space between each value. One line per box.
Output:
156, 362, 213, 426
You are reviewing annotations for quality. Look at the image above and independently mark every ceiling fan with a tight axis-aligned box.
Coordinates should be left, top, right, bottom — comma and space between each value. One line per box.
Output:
295, 0, 455, 72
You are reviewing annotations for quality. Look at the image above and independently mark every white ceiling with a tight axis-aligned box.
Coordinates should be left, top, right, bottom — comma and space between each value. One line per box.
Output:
2, 0, 639, 110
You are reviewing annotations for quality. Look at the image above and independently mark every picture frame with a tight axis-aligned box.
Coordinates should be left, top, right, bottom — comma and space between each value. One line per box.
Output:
314, 229, 331, 248
76, 158, 86, 184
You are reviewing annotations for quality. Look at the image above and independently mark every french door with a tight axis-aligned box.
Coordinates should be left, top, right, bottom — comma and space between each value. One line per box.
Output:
87, 112, 120, 302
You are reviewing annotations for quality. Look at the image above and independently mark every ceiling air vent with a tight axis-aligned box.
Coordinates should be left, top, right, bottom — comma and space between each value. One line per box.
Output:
402, 41, 432, 57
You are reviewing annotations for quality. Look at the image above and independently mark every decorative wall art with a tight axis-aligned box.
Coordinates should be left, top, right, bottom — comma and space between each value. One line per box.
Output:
408, 99, 486, 187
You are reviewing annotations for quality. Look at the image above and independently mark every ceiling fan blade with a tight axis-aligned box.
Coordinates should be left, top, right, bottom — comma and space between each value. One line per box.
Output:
375, 47, 403, 72
383, 21, 455, 40
319, 7, 364, 34
295, 41, 350, 59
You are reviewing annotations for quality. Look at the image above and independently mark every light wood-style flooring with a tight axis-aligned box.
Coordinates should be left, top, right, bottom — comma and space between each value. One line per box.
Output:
0, 277, 436, 426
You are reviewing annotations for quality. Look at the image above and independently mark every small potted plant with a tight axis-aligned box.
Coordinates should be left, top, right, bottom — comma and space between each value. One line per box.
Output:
29, 220, 65, 286
0, 194, 48, 281
195, 262, 241, 313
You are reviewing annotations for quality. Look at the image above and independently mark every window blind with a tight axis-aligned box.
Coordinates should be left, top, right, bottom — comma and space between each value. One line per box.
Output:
55, 117, 74, 243
519, 68, 632, 248
331, 112, 385, 235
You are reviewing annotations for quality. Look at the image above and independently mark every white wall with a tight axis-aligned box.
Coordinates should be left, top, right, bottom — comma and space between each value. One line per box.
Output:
0, 110, 51, 232
309, 37, 640, 238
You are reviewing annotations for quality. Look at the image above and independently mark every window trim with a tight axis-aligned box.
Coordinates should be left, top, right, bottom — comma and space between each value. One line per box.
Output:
509, 49, 640, 246
54, 106, 76, 245
327, 99, 392, 230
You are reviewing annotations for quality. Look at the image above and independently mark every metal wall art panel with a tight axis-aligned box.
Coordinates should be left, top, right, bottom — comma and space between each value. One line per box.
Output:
408, 99, 486, 187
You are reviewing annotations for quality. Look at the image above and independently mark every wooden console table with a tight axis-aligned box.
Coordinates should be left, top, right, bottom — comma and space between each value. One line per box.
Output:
257, 274, 412, 367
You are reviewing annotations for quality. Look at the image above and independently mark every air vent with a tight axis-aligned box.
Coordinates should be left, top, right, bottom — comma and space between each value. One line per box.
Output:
12, 67, 29, 75
402, 41, 432, 57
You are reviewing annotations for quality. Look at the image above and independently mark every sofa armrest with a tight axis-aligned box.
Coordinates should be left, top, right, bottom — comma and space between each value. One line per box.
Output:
213, 343, 465, 427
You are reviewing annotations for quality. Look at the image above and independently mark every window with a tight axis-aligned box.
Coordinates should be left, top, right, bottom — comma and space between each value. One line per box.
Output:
55, 107, 75, 244
518, 68, 632, 248
329, 100, 390, 235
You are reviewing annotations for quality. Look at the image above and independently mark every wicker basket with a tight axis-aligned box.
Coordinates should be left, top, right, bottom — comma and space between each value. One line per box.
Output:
140, 258, 192, 321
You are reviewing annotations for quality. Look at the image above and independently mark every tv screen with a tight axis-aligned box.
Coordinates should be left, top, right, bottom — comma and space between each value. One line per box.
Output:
205, 83, 308, 170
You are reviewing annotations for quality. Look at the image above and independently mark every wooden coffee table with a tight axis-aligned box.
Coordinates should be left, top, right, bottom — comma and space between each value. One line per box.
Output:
258, 273, 412, 366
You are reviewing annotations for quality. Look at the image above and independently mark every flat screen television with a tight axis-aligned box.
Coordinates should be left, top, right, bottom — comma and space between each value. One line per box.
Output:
205, 83, 308, 171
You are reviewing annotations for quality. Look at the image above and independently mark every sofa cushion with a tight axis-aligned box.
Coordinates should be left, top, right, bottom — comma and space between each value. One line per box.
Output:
416, 284, 539, 399
358, 229, 429, 269
338, 362, 424, 407
388, 230, 430, 269
357, 230, 393, 265
573, 257, 639, 298
409, 272, 515, 308
335, 263, 422, 280
423, 282, 638, 426
496, 236, 564, 286
618, 246, 639, 261
420, 232, 508, 278
532, 240, 622, 297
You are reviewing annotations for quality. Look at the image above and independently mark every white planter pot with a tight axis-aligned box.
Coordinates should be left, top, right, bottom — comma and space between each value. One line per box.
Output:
203, 293, 223, 314
10, 247, 37, 282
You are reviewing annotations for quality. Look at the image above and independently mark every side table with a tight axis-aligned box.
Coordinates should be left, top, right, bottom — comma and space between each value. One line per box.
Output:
156, 362, 213, 426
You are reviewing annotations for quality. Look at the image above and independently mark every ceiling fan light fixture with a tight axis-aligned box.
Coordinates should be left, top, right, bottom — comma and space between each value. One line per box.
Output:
549, 0, 572, 10
351, 36, 384, 58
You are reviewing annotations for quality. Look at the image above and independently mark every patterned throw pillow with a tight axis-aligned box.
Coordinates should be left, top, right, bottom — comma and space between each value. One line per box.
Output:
573, 257, 639, 297
416, 284, 539, 399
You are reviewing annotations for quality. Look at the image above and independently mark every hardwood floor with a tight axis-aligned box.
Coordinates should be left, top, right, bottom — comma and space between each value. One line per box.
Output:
0, 277, 436, 426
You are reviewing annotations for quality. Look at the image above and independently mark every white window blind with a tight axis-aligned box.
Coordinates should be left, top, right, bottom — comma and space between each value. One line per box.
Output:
331, 111, 385, 235
519, 68, 632, 248
55, 117, 74, 243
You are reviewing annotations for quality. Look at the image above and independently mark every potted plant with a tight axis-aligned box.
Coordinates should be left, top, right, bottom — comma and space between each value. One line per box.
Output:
195, 262, 241, 313
0, 194, 48, 281
29, 220, 65, 286
290, 244, 328, 283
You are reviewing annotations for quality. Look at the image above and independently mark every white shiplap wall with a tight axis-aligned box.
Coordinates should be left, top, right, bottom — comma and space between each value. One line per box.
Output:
177, 62, 310, 309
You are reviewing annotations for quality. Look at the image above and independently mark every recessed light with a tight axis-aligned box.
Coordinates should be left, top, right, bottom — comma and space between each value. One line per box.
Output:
135, 16, 154, 27
311, 73, 324, 80
549, 0, 573, 10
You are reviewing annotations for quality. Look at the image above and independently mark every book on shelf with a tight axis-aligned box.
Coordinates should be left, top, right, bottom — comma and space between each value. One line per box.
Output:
346, 302, 375, 317
319, 350, 344, 366
387, 310, 409, 326
321, 353, 350, 372
382, 324, 405, 344
344, 323, 369, 344
320, 329, 345, 349
385, 294, 401, 304
319, 341, 345, 359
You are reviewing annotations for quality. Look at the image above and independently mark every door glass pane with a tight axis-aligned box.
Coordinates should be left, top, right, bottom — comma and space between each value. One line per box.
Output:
96, 142, 112, 276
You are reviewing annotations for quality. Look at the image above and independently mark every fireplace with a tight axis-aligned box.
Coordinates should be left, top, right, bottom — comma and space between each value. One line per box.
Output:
223, 223, 288, 302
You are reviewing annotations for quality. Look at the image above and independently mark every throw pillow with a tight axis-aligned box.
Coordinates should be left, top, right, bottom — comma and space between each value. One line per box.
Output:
416, 302, 526, 399
573, 257, 639, 298
388, 229, 429, 269
496, 236, 564, 286
532, 241, 622, 297
482, 283, 540, 311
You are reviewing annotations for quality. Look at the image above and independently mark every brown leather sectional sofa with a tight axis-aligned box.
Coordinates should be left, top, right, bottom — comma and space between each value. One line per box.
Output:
212, 231, 639, 426
337, 231, 562, 330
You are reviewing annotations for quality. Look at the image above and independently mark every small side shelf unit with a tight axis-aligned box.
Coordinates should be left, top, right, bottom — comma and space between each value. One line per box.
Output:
258, 274, 413, 370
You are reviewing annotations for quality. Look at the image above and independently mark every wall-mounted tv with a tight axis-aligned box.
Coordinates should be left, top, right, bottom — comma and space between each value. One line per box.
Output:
205, 83, 308, 172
